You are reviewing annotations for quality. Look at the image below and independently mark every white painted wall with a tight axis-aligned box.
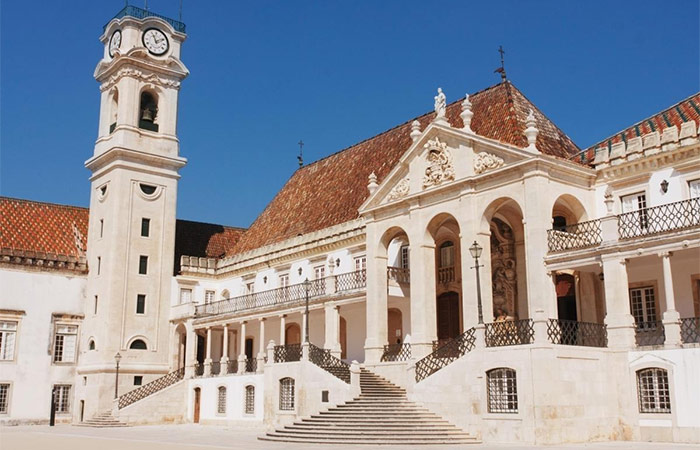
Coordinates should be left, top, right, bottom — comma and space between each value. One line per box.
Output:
188, 374, 264, 424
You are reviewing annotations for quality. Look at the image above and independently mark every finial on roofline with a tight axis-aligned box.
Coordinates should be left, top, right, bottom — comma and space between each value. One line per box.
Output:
461, 93, 473, 133
410, 120, 422, 143
524, 109, 539, 152
367, 172, 379, 194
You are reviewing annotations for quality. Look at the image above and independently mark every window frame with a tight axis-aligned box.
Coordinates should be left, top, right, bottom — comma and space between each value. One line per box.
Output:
52, 324, 79, 364
136, 294, 146, 315
0, 383, 11, 415
244, 385, 255, 415
141, 218, 151, 237
138, 255, 148, 275
53, 384, 72, 414
179, 288, 192, 305
399, 244, 410, 269
0, 320, 19, 362
279, 377, 295, 411
636, 367, 671, 414
628, 284, 659, 325
129, 339, 148, 350
217, 386, 227, 415
486, 368, 518, 414
204, 290, 215, 304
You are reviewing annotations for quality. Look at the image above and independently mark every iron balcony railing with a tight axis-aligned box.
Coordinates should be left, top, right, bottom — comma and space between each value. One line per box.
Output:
244, 357, 257, 373
335, 269, 367, 292
118, 367, 185, 409
485, 319, 535, 347
380, 343, 411, 362
546, 319, 607, 347
619, 197, 700, 239
634, 321, 665, 347
274, 344, 302, 363
105, 5, 186, 32
194, 363, 203, 377
308, 343, 350, 383
415, 328, 476, 382
227, 359, 238, 374
681, 317, 700, 344
210, 361, 221, 376
387, 267, 410, 284
547, 219, 602, 253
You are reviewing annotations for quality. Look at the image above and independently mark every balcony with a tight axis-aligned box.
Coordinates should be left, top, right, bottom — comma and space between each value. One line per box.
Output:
547, 219, 602, 252
438, 266, 455, 284
194, 270, 366, 318
387, 267, 410, 284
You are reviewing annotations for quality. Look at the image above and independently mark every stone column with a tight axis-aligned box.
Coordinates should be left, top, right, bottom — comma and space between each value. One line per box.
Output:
184, 322, 197, 378
409, 238, 437, 359
660, 252, 681, 346
237, 321, 247, 374
257, 318, 266, 373
204, 326, 212, 377
221, 324, 229, 374
279, 314, 286, 346
601, 256, 636, 348
324, 302, 341, 357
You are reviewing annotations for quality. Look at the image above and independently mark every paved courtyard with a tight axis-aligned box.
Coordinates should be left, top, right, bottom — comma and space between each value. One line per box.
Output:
1, 425, 699, 450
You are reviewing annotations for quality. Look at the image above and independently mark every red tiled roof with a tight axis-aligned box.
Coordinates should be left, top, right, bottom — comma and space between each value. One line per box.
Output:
575, 92, 700, 165
174, 219, 245, 272
229, 81, 580, 255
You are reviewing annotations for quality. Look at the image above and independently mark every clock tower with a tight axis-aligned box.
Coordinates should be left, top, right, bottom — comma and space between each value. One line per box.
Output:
77, 7, 188, 419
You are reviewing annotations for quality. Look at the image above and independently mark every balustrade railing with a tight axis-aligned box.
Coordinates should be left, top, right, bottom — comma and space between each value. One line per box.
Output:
387, 267, 410, 284
210, 361, 221, 376
415, 328, 476, 382
244, 357, 257, 373
380, 343, 411, 362
105, 5, 186, 32
485, 319, 534, 347
118, 367, 185, 409
547, 219, 602, 253
274, 343, 302, 362
546, 319, 607, 347
619, 198, 700, 239
681, 317, 700, 344
438, 266, 455, 284
335, 269, 367, 292
634, 321, 665, 347
227, 359, 238, 374
308, 343, 350, 383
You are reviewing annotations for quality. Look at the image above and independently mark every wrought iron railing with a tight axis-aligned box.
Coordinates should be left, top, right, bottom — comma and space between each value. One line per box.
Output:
619, 198, 700, 239
681, 317, 700, 344
635, 321, 665, 347
118, 367, 184, 409
274, 343, 302, 363
547, 219, 602, 253
335, 270, 367, 292
380, 343, 411, 362
210, 361, 221, 376
387, 267, 410, 284
194, 363, 203, 377
105, 5, 186, 32
546, 319, 607, 347
227, 359, 238, 374
485, 319, 534, 347
308, 343, 350, 383
195, 278, 326, 316
438, 266, 455, 284
244, 358, 257, 373
415, 328, 476, 382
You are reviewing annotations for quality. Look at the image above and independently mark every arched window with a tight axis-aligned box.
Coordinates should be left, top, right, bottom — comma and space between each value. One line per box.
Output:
637, 368, 671, 413
109, 89, 119, 133
486, 368, 518, 413
138, 91, 159, 132
88, 339, 96, 351
245, 385, 255, 414
217, 386, 227, 414
129, 339, 147, 350
439, 241, 454, 268
279, 377, 295, 411
552, 215, 567, 231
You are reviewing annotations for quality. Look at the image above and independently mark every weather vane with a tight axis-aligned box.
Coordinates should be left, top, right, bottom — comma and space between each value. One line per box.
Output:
494, 45, 507, 81
297, 140, 304, 167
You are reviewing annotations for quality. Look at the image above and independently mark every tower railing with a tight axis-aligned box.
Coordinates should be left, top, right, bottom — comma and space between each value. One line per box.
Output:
105, 5, 186, 33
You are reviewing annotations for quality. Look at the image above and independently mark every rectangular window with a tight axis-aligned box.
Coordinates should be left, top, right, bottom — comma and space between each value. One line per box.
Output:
637, 368, 671, 413
689, 179, 700, 198
134, 376, 143, 386
487, 368, 518, 413
99, 219, 104, 238
245, 385, 255, 414
621, 192, 649, 230
204, 290, 215, 304
314, 266, 325, 280
0, 321, 18, 361
53, 325, 78, 363
400, 245, 409, 269
179, 289, 192, 305
139, 255, 148, 275
217, 387, 227, 414
279, 274, 289, 288
53, 385, 71, 413
97, 256, 101, 275
354, 256, 367, 272
629, 286, 657, 324
94, 295, 98, 315
0, 384, 9, 414
246, 282, 255, 294
136, 294, 146, 314
141, 218, 150, 237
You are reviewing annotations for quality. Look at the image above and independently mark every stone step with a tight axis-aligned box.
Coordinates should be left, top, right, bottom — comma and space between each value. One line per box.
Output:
300, 417, 451, 424
260, 434, 479, 444
288, 424, 463, 432
275, 429, 473, 437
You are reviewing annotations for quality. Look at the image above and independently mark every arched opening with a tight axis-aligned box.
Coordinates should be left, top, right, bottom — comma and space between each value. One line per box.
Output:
339, 316, 347, 359
387, 308, 403, 345
285, 323, 301, 345
551, 194, 589, 228
109, 88, 118, 133
138, 91, 159, 132
380, 226, 412, 353
245, 385, 255, 414
88, 339, 96, 351
555, 273, 577, 322
129, 339, 147, 350
174, 323, 187, 370
193, 387, 201, 423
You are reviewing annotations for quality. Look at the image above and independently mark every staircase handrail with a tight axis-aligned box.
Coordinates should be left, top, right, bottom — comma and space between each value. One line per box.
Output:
117, 367, 185, 409
308, 343, 350, 383
415, 328, 476, 383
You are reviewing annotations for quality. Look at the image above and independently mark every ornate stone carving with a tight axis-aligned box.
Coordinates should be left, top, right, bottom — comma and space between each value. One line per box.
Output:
474, 152, 504, 174
100, 67, 181, 91
490, 218, 517, 318
387, 177, 410, 201
422, 137, 455, 188
433, 88, 447, 122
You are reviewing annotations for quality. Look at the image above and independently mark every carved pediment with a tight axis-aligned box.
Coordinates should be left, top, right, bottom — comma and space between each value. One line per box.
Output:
474, 151, 504, 174
422, 137, 455, 188
387, 177, 410, 201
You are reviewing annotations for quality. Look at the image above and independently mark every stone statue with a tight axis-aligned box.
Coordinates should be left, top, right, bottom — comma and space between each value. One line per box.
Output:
434, 88, 446, 119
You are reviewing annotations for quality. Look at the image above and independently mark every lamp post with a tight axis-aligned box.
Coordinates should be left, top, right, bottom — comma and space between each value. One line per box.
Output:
114, 352, 122, 399
469, 241, 484, 324
303, 278, 311, 343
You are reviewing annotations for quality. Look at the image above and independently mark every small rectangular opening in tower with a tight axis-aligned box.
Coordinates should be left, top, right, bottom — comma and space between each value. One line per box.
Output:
141, 218, 150, 237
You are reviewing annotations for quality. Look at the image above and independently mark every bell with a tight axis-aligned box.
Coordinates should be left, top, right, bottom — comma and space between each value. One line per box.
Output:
141, 107, 154, 122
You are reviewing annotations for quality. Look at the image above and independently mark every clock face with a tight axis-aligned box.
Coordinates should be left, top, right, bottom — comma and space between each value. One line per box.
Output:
142, 28, 169, 55
109, 30, 121, 57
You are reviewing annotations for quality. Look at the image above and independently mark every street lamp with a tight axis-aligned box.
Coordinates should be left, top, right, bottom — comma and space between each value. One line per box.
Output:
469, 241, 484, 324
303, 278, 311, 343
114, 352, 122, 399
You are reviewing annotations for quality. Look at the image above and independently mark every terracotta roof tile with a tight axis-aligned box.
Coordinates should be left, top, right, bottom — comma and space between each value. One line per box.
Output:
174, 219, 245, 272
230, 81, 580, 255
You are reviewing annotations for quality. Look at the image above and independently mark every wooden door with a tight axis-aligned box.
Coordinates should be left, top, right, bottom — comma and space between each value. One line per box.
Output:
285, 323, 301, 345
340, 317, 347, 359
193, 388, 201, 423
437, 292, 460, 340
387, 308, 403, 344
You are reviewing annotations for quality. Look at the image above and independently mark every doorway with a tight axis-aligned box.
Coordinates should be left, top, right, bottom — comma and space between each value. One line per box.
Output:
387, 308, 403, 345
340, 317, 347, 359
245, 337, 254, 360
556, 274, 577, 321
193, 388, 201, 423
285, 323, 301, 345
437, 292, 460, 342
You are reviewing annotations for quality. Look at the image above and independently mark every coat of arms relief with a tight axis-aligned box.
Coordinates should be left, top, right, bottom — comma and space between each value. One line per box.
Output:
422, 137, 455, 188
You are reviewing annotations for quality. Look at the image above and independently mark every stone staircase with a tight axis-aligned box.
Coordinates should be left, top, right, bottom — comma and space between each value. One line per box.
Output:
260, 368, 478, 444
76, 410, 128, 428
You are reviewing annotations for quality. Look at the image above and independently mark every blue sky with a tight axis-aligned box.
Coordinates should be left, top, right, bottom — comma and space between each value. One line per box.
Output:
1, 1, 698, 227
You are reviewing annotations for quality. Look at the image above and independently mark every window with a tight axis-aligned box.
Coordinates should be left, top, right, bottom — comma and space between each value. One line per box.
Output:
53, 325, 78, 363
136, 294, 146, 314
139, 183, 157, 195
138, 92, 159, 132
246, 282, 255, 294
179, 288, 192, 305
354, 256, 367, 272
129, 339, 147, 350
88, 340, 95, 351
621, 192, 648, 230
99, 219, 104, 238
690, 180, 700, 198
204, 290, 215, 304
94, 295, 98, 315
97, 256, 101, 275
439, 241, 455, 268
141, 218, 150, 237
0, 321, 18, 361
400, 245, 409, 269
134, 376, 143, 386
314, 266, 325, 280
0, 384, 9, 414
279, 378, 295, 411
245, 385, 255, 414
217, 386, 227, 414
629, 286, 657, 324
637, 368, 671, 413
139, 255, 148, 274
53, 385, 71, 413
279, 274, 289, 288
487, 368, 518, 413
